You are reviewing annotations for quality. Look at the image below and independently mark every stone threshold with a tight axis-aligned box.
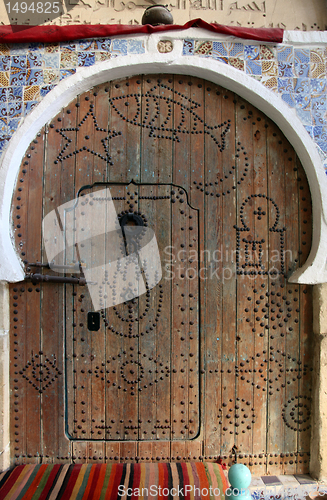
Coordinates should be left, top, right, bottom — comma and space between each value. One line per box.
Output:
249, 475, 327, 499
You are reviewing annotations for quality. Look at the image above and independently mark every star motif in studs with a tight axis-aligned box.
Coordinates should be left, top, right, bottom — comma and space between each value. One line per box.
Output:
53, 104, 122, 166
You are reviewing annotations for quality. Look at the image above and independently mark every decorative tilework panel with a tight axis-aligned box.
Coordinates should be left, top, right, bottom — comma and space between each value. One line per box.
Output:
180, 39, 327, 169
0, 36, 327, 176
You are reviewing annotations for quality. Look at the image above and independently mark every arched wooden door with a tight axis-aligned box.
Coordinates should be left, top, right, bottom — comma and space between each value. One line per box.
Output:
10, 74, 313, 475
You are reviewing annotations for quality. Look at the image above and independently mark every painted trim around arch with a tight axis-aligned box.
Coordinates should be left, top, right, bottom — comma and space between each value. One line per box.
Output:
1, 45, 326, 283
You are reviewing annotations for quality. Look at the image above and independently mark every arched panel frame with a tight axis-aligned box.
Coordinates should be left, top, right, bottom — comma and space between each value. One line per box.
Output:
0, 45, 326, 285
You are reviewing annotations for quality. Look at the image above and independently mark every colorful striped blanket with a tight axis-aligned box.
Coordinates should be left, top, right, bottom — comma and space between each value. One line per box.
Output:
0, 462, 228, 500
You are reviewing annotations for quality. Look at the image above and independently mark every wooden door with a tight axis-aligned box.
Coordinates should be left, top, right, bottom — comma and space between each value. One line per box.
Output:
10, 74, 313, 474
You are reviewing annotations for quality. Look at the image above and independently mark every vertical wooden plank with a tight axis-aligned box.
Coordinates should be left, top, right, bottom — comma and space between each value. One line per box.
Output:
41, 105, 72, 463
72, 89, 95, 448
10, 282, 27, 465
54, 98, 79, 460
266, 124, 285, 475
92, 83, 111, 183
109, 76, 142, 183
235, 99, 256, 469
10, 134, 43, 464
138, 185, 159, 443
25, 132, 45, 463
203, 83, 224, 460
242, 108, 269, 475
104, 191, 125, 442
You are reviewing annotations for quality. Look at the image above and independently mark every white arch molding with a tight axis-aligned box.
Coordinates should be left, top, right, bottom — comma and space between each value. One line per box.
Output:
1, 43, 327, 284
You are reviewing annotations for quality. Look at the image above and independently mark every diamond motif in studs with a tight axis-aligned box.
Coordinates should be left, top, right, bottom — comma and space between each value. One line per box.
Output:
19, 354, 62, 393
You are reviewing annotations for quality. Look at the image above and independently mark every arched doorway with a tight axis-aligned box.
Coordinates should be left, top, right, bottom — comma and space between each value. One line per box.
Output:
10, 74, 312, 475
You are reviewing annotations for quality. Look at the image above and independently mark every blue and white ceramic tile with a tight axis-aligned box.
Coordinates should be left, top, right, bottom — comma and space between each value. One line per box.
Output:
27, 52, 43, 68
294, 78, 310, 93
8, 87, 23, 101
76, 40, 94, 51
94, 39, 112, 51
28, 43, 44, 52
7, 101, 22, 118
278, 62, 293, 78
316, 139, 327, 153
314, 125, 327, 142
305, 125, 314, 137
183, 40, 194, 55
298, 109, 312, 125
277, 45, 293, 62
40, 85, 55, 97
60, 42, 76, 52
43, 53, 60, 69
0, 56, 10, 72
311, 94, 327, 110
0, 102, 8, 118
0, 88, 7, 102
244, 45, 260, 60
11, 55, 26, 70
59, 68, 76, 81
26, 69, 43, 86
111, 39, 128, 57
0, 138, 9, 151
278, 77, 293, 93
311, 78, 326, 93
295, 93, 311, 109
294, 48, 310, 64
294, 62, 310, 78
281, 93, 296, 108
246, 59, 262, 75
212, 41, 228, 58
312, 109, 326, 126
78, 52, 96, 67
7, 117, 21, 134
24, 100, 39, 116
10, 70, 26, 87
128, 40, 145, 54
229, 43, 244, 58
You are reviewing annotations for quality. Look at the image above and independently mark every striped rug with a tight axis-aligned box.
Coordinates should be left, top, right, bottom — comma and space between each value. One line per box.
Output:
0, 462, 228, 500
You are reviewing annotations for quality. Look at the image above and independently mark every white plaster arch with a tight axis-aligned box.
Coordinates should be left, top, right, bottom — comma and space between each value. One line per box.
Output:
1, 38, 327, 283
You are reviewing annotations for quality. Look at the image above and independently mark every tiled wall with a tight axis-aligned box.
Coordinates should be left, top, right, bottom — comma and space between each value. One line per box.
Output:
184, 39, 327, 172
1, 37, 327, 173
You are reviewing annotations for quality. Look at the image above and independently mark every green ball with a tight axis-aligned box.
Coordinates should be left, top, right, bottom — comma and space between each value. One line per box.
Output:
228, 464, 252, 490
